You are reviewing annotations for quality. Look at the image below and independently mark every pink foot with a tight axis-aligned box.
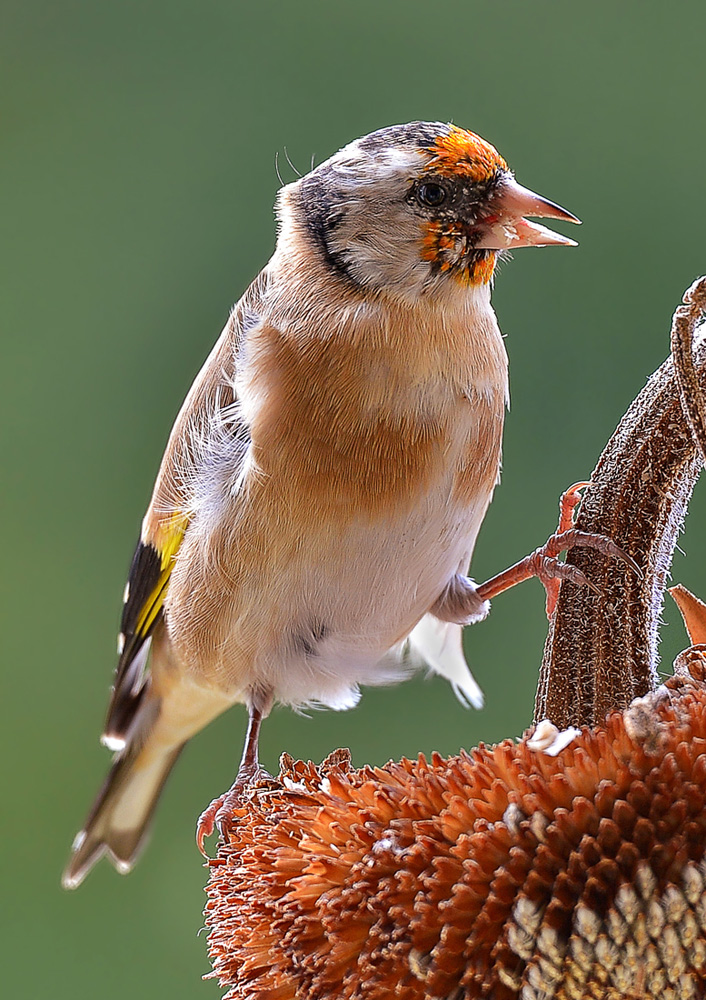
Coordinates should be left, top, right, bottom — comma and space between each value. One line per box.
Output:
476, 481, 640, 620
544, 481, 590, 617
196, 794, 226, 857
196, 764, 272, 857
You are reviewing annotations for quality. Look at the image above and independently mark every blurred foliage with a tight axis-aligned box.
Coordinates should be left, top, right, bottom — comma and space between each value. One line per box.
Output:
3, 1, 706, 996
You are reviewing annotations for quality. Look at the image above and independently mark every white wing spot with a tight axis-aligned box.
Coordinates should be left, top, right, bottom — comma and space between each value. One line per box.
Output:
101, 733, 126, 752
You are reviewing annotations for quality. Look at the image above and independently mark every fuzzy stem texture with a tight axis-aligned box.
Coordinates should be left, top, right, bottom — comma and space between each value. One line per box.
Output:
536, 280, 706, 728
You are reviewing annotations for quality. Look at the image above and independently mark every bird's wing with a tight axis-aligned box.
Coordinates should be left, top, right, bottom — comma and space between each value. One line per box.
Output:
102, 277, 265, 748
102, 513, 189, 749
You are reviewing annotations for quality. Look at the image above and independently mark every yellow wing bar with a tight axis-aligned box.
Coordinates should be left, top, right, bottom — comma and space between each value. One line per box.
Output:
132, 511, 190, 638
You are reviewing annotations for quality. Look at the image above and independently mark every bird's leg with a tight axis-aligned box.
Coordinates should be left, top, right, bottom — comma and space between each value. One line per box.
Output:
432, 483, 640, 627
476, 482, 640, 619
196, 689, 274, 856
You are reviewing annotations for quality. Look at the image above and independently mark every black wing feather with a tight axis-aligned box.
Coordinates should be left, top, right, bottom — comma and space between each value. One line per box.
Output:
103, 539, 165, 744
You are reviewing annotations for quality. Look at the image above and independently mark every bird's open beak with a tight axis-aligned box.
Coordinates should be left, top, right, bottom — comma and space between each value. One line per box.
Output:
476, 176, 581, 249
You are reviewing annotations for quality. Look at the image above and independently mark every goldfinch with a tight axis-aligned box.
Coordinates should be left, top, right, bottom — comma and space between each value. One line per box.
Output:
62, 121, 578, 888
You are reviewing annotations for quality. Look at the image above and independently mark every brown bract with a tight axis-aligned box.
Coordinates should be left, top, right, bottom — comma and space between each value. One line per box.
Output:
205, 661, 706, 1000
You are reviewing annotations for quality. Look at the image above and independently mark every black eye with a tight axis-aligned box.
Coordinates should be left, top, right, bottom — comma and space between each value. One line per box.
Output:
416, 182, 447, 208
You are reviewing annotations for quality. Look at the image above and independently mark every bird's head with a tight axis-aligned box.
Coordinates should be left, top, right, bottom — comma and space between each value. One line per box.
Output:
282, 122, 579, 303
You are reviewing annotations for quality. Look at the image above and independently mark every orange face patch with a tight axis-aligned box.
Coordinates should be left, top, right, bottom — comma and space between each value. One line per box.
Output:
422, 220, 496, 285
425, 125, 507, 183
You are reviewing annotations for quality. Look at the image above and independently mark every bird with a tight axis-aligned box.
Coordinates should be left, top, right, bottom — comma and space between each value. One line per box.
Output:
62, 121, 580, 889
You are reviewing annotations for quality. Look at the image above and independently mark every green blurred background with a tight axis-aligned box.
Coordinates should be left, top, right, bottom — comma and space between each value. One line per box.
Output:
4, 1, 706, 995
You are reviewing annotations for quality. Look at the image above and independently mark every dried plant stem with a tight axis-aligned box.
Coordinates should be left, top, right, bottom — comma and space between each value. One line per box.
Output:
672, 278, 706, 464
536, 279, 706, 729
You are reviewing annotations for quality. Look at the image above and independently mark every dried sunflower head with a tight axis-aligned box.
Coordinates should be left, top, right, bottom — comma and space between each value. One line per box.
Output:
205, 662, 706, 1000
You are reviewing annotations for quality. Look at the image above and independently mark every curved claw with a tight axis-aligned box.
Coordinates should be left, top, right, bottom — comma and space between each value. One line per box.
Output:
544, 528, 643, 580
196, 763, 274, 858
558, 481, 591, 533
543, 560, 596, 593
196, 795, 225, 858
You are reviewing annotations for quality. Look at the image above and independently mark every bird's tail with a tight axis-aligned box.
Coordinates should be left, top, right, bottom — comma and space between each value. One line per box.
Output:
62, 697, 184, 889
